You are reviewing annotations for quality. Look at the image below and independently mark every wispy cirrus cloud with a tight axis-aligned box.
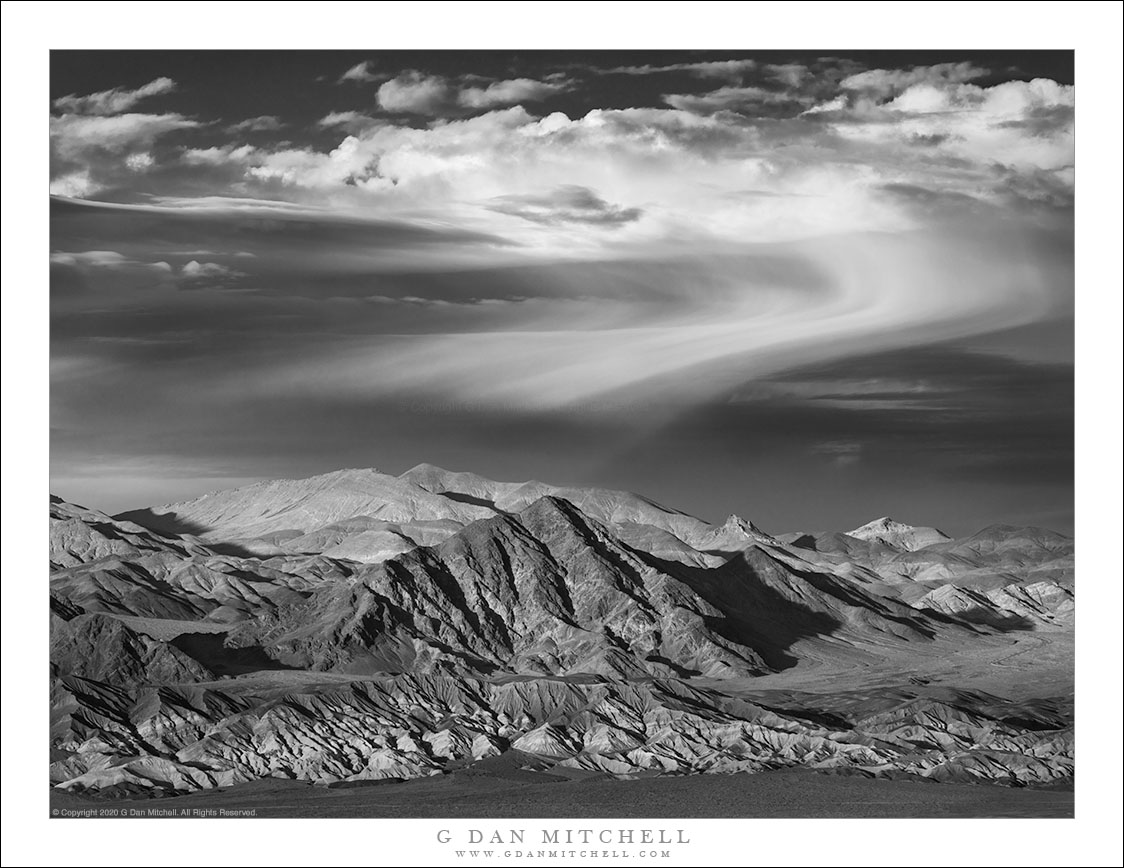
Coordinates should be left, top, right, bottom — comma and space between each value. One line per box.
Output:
601, 58, 757, 81
50, 112, 201, 158
52, 76, 177, 115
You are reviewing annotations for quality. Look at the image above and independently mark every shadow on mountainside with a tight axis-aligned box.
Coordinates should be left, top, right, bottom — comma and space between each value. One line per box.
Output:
635, 550, 845, 673
917, 605, 1037, 633
435, 491, 508, 513
170, 632, 298, 676
115, 509, 262, 559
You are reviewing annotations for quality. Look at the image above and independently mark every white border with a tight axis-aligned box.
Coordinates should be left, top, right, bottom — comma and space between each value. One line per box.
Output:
4, 2, 1121, 866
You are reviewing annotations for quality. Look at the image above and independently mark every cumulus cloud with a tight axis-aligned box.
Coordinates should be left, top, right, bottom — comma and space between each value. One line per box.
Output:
376, 71, 571, 115
49, 77, 205, 198
48, 63, 1075, 290
377, 70, 454, 114
828, 78, 1074, 172
459, 77, 571, 109
52, 77, 177, 115
49, 170, 98, 198
50, 112, 203, 197
125, 152, 155, 171
181, 144, 258, 165
179, 260, 244, 284
104, 79, 1069, 260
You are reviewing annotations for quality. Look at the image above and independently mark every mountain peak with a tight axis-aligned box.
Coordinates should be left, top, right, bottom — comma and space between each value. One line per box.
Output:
518, 493, 587, 524
847, 516, 950, 552
400, 462, 450, 477
851, 516, 903, 533
721, 514, 768, 535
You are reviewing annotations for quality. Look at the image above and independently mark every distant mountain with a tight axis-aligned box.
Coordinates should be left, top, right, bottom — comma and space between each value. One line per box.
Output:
780, 520, 1073, 599
226, 495, 947, 680
399, 462, 707, 537
116, 464, 713, 563
116, 467, 495, 540
846, 516, 950, 551
51, 495, 213, 569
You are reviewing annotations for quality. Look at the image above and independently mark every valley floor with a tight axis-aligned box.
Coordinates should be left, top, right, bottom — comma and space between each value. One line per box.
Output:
49, 767, 1073, 819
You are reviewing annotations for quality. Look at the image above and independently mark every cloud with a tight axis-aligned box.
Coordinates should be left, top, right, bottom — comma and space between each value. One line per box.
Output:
316, 111, 382, 134
51, 250, 135, 267
52, 77, 177, 115
811, 440, 862, 466
376, 71, 572, 116
181, 144, 259, 165
604, 59, 757, 81
225, 115, 285, 133
764, 63, 811, 89
50, 249, 176, 294
823, 77, 1074, 172
125, 152, 155, 171
50, 112, 202, 197
49, 195, 519, 280
47, 56, 1075, 535
377, 70, 454, 114
840, 62, 989, 100
179, 260, 244, 284
663, 85, 809, 114
487, 185, 642, 227
46, 65, 1075, 278
51, 112, 200, 160
229, 225, 1066, 412
339, 60, 382, 83
49, 170, 98, 198
747, 345, 1074, 484
458, 77, 571, 109
67, 83, 1067, 260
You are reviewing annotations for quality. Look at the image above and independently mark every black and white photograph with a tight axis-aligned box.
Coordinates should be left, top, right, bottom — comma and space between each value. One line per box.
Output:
3, 2, 1122, 866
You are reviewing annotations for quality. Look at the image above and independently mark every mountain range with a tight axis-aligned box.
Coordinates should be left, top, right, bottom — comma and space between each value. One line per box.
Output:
49, 464, 1074, 798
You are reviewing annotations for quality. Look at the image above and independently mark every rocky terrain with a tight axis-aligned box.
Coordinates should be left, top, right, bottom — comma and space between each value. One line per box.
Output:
49, 465, 1075, 805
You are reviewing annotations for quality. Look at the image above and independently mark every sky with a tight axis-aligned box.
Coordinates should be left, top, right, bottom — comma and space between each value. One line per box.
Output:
49, 50, 1075, 535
